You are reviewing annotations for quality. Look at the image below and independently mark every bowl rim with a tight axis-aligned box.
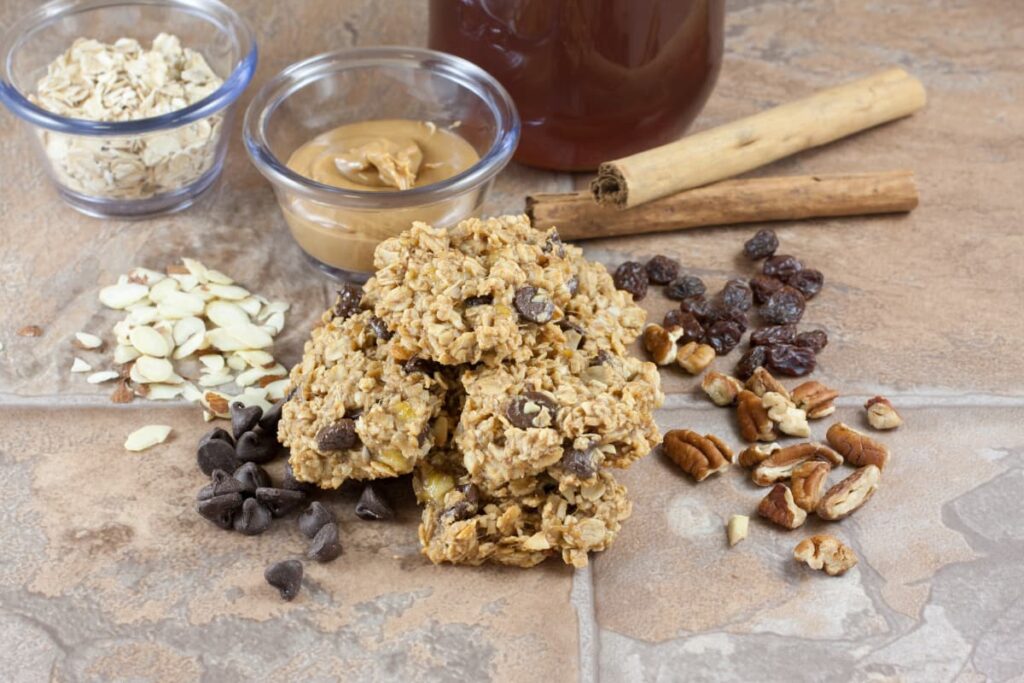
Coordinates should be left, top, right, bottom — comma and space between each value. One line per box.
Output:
0, 0, 257, 135
242, 46, 521, 207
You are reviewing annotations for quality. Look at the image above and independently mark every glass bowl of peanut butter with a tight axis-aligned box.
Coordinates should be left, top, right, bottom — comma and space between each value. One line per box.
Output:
243, 47, 520, 281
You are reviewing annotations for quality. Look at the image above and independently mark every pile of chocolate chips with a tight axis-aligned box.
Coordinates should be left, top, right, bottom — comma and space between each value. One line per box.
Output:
194, 400, 394, 601
612, 228, 827, 379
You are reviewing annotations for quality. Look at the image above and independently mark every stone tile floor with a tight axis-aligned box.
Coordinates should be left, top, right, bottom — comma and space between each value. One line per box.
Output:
1, 0, 1022, 681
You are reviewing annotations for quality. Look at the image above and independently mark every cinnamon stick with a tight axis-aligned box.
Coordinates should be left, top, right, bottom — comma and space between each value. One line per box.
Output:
528, 170, 918, 240
591, 68, 926, 209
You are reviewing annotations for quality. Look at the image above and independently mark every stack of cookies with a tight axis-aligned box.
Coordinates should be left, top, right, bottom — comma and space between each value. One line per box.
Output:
279, 215, 663, 567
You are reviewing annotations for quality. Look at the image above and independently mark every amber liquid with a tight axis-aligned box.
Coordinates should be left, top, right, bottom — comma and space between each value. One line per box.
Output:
429, 0, 725, 171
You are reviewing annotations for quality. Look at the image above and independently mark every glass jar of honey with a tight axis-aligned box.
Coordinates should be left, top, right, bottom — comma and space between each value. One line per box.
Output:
429, 0, 725, 171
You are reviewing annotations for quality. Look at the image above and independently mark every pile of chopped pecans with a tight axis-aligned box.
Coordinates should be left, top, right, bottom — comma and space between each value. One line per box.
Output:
29, 34, 224, 199
73, 258, 290, 421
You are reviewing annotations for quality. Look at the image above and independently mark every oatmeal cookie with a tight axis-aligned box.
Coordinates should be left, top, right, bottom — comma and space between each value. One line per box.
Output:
279, 306, 452, 488
414, 454, 632, 568
454, 350, 663, 489
365, 215, 643, 366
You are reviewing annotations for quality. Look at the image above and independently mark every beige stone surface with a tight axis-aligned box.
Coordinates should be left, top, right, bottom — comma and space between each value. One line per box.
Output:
1, 0, 1023, 681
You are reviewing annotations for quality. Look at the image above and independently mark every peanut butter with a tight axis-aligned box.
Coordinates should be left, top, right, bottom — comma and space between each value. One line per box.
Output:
282, 119, 480, 275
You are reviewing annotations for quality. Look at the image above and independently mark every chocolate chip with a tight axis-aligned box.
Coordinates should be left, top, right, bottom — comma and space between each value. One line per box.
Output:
506, 391, 559, 429
463, 294, 493, 307
367, 315, 393, 341
333, 284, 363, 319
458, 483, 481, 507
196, 492, 243, 530
255, 487, 306, 517
196, 439, 237, 476
282, 462, 317, 493
264, 559, 303, 601
298, 501, 335, 538
543, 230, 566, 257
233, 498, 272, 535
404, 357, 439, 377
236, 429, 278, 464
355, 484, 394, 520
561, 446, 598, 479
442, 500, 475, 522
590, 349, 613, 366
315, 419, 359, 452
232, 461, 271, 496
513, 285, 555, 324
308, 522, 342, 562
565, 275, 579, 296
230, 401, 263, 440
197, 469, 246, 501
259, 399, 286, 433
199, 427, 234, 448
559, 318, 586, 337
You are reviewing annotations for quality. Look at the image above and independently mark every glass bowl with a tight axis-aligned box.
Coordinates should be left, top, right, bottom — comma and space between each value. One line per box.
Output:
243, 46, 520, 282
0, 0, 257, 218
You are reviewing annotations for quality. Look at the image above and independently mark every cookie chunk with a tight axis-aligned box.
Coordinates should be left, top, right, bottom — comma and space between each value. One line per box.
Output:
414, 454, 632, 568
366, 215, 626, 366
454, 351, 663, 489
279, 308, 451, 488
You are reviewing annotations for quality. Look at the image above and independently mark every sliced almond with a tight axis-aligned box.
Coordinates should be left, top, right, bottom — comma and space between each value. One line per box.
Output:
236, 365, 285, 387
74, 331, 104, 349
134, 355, 174, 383
206, 324, 274, 351
265, 378, 290, 401
71, 357, 93, 373
127, 267, 166, 285
181, 258, 208, 283
202, 390, 231, 417
168, 272, 200, 292
158, 290, 205, 317
205, 269, 234, 285
206, 300, 251, 328
198, 371, 234, 387
262, 312, 286, 336
206, 283, 250, 301
113, 320, 133, 345
129, 326, 170, 357
172, 331, 206, 359
238, 297, 263, 317
113, 344, 142, 364
126, 305, 161, 326
124, 424, 172, 452
172, 316, 206, 345
181, 382, 203, 403
147, 277, 179, 303
236, 349, 274, 367
226, 353, 248, 371
98, 282, 149, 309
87, 370, 120, 384
199, 354, 226, 372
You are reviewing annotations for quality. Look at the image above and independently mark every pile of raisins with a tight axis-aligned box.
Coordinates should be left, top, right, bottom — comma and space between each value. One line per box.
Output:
611, 228, 830, 378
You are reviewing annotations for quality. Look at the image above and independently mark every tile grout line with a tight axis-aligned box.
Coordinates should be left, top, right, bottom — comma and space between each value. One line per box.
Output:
572, 565, 599, 683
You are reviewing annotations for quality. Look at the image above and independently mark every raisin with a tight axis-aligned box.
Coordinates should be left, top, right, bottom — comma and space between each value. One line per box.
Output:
664, 310, 704, 344
750, 324, 797, 346
367, 315, 393, 341
463, 294, 493, 307
679, 295, 712, 320
704, 320, 744, 356
750, 275, 784, 304
645, 255, 680, 285
794, 329, 829, 353
613, 262, 649, 300
743, 229, 779, 260
759, 286, 806, 324
763, 254, 803, 279
735, 346, 768, 380
699, 300, 748, 330
333, 284, 363, 319
665, 275, 706, 301
718, 279, 752, 312
765, 344, 817, 377
786, 269, 824, 299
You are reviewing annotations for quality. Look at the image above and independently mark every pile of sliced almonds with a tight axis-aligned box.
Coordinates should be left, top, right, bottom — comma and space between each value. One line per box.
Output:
75, 258, 291, 420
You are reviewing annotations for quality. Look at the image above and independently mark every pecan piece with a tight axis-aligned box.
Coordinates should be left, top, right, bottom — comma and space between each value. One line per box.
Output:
816, 465, 880, 521
794, 534, 858, 576
736, 390, 777, 442
727, 515, 749, 547
792, 381, 839, 419
737, 442, 780, 468
745, 367, 790, 400
676, 341, 716, 375
701, 371, 744, 407
642, 324, 682, 365
752, 442, 842, 486
757, 484, 807, 529
790, 461, 831, 511
826, 422, 890, 469
663, 429, 733, 481
762, 391, 810, 437
865, 396, 903, 430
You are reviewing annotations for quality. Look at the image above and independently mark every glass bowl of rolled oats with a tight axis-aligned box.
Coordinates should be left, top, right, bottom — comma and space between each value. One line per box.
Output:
0, 0, 256, 217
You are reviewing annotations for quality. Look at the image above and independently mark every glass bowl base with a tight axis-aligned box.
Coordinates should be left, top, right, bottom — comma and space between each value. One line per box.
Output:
301, 251, 370, 284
